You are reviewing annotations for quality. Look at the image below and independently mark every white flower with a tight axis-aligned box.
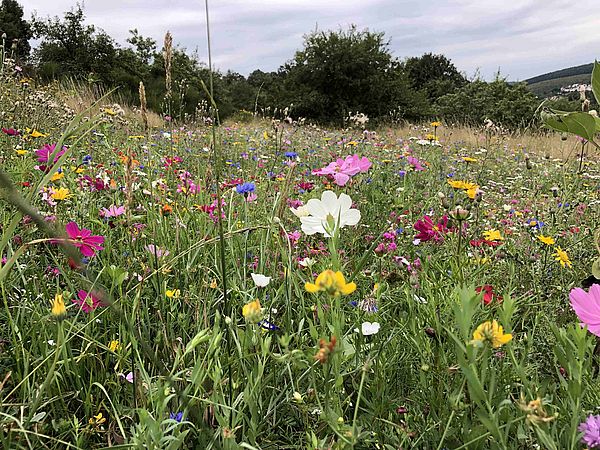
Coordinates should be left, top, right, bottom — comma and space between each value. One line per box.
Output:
361, 322, 380, 336
251, 273, 271, 287
298, 257, 315, 267
300, 190, 361, 237
290, 205, 309, 218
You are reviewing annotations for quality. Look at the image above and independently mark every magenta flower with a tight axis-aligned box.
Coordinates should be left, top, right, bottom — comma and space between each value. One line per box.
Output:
413, 215, 449, 243
569, 284, 600, 336
36, 143, 66, 164
73, 289, 106, 313
312, 154, 372, 186
65, 221, 105, 257
578, 414, 600, 448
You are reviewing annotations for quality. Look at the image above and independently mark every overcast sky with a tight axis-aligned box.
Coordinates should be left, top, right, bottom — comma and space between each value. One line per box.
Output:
23, 0, 600, 81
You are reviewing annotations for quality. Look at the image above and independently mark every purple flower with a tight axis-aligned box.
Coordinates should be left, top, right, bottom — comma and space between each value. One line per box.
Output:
169, 411, 183, 422
579, 414, 600, 448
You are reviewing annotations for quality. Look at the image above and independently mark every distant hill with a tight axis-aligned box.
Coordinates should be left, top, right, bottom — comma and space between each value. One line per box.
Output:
524, 63, 593, 98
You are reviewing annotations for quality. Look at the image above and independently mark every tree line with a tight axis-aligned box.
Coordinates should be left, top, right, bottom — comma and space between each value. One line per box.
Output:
0, 0, 575, 128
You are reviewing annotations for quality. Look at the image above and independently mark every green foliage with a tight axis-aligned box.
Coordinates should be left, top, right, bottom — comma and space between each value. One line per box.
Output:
0, 0, 32, 60
281, 25, 429, 124
436, 78, 539, 128
404, 52, 467, 101
541, 61, 600, 147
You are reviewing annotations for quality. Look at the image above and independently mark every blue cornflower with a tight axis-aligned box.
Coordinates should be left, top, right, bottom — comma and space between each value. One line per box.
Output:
82, 155, 92, 165
258, 320, 280, 331
284, 151, 298, 158
169, 412, 183, 422
236, 182, 255, 195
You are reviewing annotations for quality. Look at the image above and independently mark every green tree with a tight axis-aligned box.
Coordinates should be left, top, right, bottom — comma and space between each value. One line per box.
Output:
0, 0, 32, 60
436, 76, 540, 128
281, 25, 428, 124
32, 5, 118, 82
404, 53, 466, 101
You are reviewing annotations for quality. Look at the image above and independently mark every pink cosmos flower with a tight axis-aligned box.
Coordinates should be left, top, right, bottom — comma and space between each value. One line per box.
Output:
65, 221, 105, 257
413, 215, 449, 243
407, 156, 425, 171
36, 143, 66, 164
100, 205, 126, 218
73, 289, 107, 313
569, 284, 600, 336
312, 154, 372, 186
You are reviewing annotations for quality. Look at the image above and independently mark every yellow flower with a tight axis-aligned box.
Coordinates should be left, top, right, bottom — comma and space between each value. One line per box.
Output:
15, 149, 28, 156
51, 187, 70, 201
51, 293, 66, 318
108, 340, 120, 352
537, 235, 555, 246
430, 121, 442, 127
466, 186, 480, 199
263, 131, 269, 139
242, 299, 262, 322
103, 108, 117, 116
70, 165, 85, 174
166, 289, 180, 299
305, 270, 356, 297
50, 171, 64, 182
89, 412, 106, 427
471, 320, 512, 348
27, 129, 47, 138
462, 156, 478, 163
209, 279, 218, 289
553, 246, 572, 268
447, 179, 478, 192
425, 133, 436, 141
483, 229, 503, 242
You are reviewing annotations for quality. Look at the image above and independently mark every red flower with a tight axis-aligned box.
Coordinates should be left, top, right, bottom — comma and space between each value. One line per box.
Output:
476, 285, 503, 305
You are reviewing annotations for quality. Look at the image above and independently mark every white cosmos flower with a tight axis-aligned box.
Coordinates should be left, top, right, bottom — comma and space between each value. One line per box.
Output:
300, 190, 360, 237
290, 205, 310, 218
251, 273, 271, 287
361, 322, 380, 336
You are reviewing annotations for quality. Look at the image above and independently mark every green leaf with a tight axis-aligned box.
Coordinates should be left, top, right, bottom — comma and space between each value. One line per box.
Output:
592, 61, 600, 106
541, 110, 597, 141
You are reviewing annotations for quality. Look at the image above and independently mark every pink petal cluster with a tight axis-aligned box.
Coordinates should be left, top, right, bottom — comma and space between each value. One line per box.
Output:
73, 289, 106, 313
413, 215, 449, 243
407, 156, 425, 171
569, 284, 600, 336
65, 221, 105, 257
312, 154, 372, 186
100, 205, 126, 218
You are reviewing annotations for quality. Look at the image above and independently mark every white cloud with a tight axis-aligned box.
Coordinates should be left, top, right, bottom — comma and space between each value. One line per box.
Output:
22, 0, 600, 80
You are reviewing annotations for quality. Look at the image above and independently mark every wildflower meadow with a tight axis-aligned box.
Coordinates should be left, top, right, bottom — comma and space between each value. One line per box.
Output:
1, 29, 600, 450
